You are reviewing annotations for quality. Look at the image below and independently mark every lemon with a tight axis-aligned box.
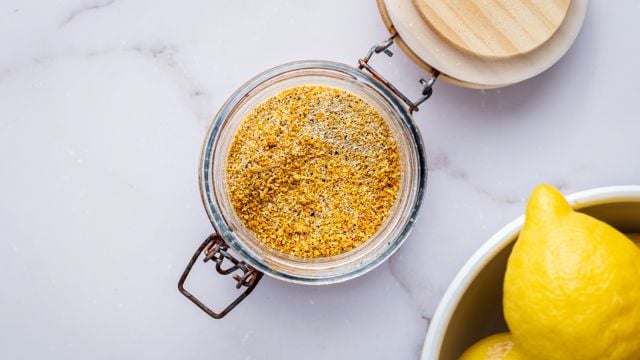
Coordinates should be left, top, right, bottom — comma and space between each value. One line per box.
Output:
459, 333, 524, 360
503, 185, 640, 360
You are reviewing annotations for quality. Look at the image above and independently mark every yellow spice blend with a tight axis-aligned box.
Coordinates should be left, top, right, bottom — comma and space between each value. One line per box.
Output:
225, 85, 400, 258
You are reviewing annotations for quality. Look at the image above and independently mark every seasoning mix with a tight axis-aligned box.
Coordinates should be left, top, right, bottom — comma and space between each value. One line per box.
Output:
226, 85, 400, 258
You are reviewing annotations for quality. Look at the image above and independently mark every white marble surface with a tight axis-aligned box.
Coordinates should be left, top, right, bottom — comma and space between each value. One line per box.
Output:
1, 1, 639, 359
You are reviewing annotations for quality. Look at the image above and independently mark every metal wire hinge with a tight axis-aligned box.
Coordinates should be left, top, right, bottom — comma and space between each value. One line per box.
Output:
178, 234, 263, 319
358, 33, 439, 113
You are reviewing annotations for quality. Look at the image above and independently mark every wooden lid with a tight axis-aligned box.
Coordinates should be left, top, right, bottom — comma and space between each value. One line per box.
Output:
378, 0, 587, 88
414, 0, 571, 59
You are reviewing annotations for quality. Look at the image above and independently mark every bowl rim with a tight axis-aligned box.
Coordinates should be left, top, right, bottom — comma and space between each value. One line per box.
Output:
421, 185, 640, 359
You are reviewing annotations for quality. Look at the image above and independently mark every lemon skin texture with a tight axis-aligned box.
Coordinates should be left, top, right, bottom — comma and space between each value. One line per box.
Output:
460, 333, 525, 360
503, 185, 640, 360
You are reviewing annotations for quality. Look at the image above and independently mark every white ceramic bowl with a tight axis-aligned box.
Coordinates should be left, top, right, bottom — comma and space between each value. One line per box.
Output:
421, 186, 640, 360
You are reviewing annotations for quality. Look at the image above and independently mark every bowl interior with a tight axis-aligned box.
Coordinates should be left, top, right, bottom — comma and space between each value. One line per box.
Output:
439, 200, 640, 359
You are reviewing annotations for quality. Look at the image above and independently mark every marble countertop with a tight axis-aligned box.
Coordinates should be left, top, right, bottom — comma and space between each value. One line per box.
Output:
2, 1, 639, 359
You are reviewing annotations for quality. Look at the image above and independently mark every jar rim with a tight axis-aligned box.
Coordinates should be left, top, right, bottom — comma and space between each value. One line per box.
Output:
199, 60, 427, 284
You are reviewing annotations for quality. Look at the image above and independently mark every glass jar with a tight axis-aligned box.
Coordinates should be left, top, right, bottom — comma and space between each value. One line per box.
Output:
179, 56, 434, 318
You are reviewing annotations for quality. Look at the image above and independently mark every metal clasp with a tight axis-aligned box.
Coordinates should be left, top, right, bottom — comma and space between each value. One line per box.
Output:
358, 32, 439, 114
178, 234, 263, 319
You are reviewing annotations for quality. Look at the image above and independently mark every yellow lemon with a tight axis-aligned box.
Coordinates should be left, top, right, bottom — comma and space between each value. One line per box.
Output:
459, 333, 524, 360
503, 185, 640, 360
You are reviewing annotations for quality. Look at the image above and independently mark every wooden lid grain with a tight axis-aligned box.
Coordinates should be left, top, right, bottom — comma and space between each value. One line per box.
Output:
414, 0, 571, 59
379, 0, 587, 87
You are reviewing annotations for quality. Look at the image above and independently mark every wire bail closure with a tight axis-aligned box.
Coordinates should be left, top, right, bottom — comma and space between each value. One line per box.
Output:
358, 32, 439, 114
178, 234, 263, 319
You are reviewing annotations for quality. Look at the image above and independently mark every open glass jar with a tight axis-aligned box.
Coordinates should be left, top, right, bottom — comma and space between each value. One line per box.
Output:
179, 57, 433, 318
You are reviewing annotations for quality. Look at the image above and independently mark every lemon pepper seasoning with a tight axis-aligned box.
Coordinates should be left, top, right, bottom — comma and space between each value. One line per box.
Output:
225, 85, 400, 258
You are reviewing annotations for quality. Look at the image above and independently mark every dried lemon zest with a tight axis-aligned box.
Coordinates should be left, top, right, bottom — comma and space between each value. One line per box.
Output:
225, 85, 401, 258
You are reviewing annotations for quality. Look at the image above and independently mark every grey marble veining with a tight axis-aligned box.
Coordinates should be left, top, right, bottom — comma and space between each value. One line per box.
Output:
1, 1, 639, 359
